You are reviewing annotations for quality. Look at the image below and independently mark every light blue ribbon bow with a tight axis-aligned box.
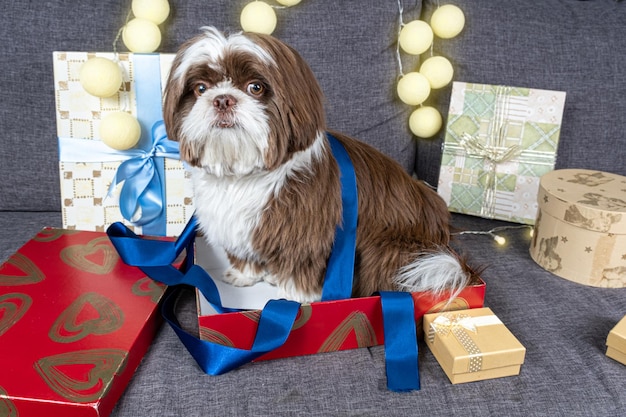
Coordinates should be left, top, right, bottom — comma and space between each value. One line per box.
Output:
107, 120, 180, 228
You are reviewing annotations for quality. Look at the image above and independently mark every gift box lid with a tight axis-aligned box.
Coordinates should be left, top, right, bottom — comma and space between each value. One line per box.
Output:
0, 228, 167, 417
538, 169, 626, 234
423, 307, 526, 382
607, 315, 626, 354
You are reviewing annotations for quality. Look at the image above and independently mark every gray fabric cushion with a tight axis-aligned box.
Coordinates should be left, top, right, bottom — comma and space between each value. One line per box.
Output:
414, 0, 626, 186
0, 212, 62, 262
0, 0, 420, 211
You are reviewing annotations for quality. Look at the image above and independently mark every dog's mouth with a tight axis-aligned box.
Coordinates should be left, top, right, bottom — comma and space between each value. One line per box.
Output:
213, 115, 236, 129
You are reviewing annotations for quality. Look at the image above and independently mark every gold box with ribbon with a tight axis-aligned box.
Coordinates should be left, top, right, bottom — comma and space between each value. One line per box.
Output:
53, 52, 194, 236
606, 315, 626, 365
423, 307, 526, 384
438, 82, 567, 225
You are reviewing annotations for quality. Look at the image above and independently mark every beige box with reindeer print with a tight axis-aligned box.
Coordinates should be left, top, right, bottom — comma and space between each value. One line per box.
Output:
530, 169, 626, 288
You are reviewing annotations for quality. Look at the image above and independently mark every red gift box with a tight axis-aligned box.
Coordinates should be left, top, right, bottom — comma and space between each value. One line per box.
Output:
195, 239, 486, 361
0, 228, 167, 417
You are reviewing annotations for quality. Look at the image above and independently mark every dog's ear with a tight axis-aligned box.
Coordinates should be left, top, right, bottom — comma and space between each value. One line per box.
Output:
162, 51, 188, 143
163, 30, 216, 143
244, 33, 326, 164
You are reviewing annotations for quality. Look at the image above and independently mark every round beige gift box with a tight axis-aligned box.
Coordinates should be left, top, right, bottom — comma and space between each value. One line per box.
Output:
530, 169, 626, 288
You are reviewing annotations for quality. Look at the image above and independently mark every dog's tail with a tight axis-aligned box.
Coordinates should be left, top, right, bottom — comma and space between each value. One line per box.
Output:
393, 248, 474, 302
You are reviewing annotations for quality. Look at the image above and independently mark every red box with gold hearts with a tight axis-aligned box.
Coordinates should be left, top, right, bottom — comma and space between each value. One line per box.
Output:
0, 228, 166, 417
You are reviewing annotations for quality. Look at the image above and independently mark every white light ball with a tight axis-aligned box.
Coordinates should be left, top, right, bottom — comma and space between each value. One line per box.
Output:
276, 0, 301, 5
397, 72, 431, 106
79, 57, 122, 98
409, 106, 442, 138
241, 1, 277, 35
398, 20, 433, 55
132, 0, 170, 25
430, 4, 465, 39
419, 56, 454, 89
123, 18, 162, 53
99, 112, 142, 151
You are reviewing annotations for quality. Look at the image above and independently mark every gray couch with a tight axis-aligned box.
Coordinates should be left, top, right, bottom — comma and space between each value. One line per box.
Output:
1, 0, 625, 416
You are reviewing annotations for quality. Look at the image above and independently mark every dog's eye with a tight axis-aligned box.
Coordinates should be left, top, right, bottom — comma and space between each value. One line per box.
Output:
194, 83, 208, 97
246, 82, 265, 96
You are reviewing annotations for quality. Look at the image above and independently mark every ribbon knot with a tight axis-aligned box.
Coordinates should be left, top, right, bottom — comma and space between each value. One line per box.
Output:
459, 133, 522, 164
108, 120, 180, 227
429, 313, 484, 373
430, 313, 477, 337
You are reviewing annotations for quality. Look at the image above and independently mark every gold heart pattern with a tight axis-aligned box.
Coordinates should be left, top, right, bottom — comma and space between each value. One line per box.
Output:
49, 292, 124, 343
0, 252, 45, 286
319, 311, 378, 353
131, 277, 166, 303
426, 297, 470, 314
33, 228, 79, 242
292, 305, 312, 331
0, 386, 18, 417
60, 236, 118, 274
241, 310, 261, 323
0, 293, 32, 337
199, 327, 235, 347
34, 348, 128, 403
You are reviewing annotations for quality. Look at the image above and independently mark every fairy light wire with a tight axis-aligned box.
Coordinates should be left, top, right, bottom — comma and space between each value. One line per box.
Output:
396, 0, 406, 78
454, 225, 534, 245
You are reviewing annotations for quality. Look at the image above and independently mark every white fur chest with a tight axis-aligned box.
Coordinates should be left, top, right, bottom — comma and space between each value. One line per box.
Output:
191, 168, 277, 260
190, 133, 326, 261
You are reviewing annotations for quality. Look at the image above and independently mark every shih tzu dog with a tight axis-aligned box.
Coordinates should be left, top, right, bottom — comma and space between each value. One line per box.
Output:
163, 27, 477, 303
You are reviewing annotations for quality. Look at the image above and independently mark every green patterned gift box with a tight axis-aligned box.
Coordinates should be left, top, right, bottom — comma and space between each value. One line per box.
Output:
437, 82, 566, 224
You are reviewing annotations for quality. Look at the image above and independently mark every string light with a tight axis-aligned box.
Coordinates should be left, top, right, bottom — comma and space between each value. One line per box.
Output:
240, 1, 299, 35
79, 1, 172, 151
454, 225, 534, 246
238, 1, 463, 139
122, 0, 171, 52
395, 1, 465, 139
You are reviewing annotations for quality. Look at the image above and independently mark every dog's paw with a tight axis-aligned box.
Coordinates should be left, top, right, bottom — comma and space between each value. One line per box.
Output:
222, 266, 265, 287
276, 281, 321, 304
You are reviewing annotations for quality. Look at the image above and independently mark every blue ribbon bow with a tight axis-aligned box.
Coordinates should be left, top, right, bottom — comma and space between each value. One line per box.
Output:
107, 133, 419, 391
108, 120, 180, 227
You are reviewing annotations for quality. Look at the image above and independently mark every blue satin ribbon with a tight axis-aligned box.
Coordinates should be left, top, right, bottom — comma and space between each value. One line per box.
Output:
321, 134, 358, 301
380, 291, 420, 391
125, 53, 170, 235
107, 133, 419, 390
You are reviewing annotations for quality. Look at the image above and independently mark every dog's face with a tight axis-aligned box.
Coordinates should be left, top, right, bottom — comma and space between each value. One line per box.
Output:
163, 27, 326, 177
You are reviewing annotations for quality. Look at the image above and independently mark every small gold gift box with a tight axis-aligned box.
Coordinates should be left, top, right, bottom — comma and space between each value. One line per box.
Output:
606, 316, 626, 365
423, 307, 526, 384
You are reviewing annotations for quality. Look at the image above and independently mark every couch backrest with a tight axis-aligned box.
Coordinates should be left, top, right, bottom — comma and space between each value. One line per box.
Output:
2, 0, 625, 212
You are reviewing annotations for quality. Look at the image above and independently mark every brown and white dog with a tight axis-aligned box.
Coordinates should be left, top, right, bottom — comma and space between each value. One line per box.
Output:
163, 27, 477, 303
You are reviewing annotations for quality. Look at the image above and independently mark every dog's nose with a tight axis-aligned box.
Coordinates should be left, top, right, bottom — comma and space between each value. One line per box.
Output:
213, 95, 237, 111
